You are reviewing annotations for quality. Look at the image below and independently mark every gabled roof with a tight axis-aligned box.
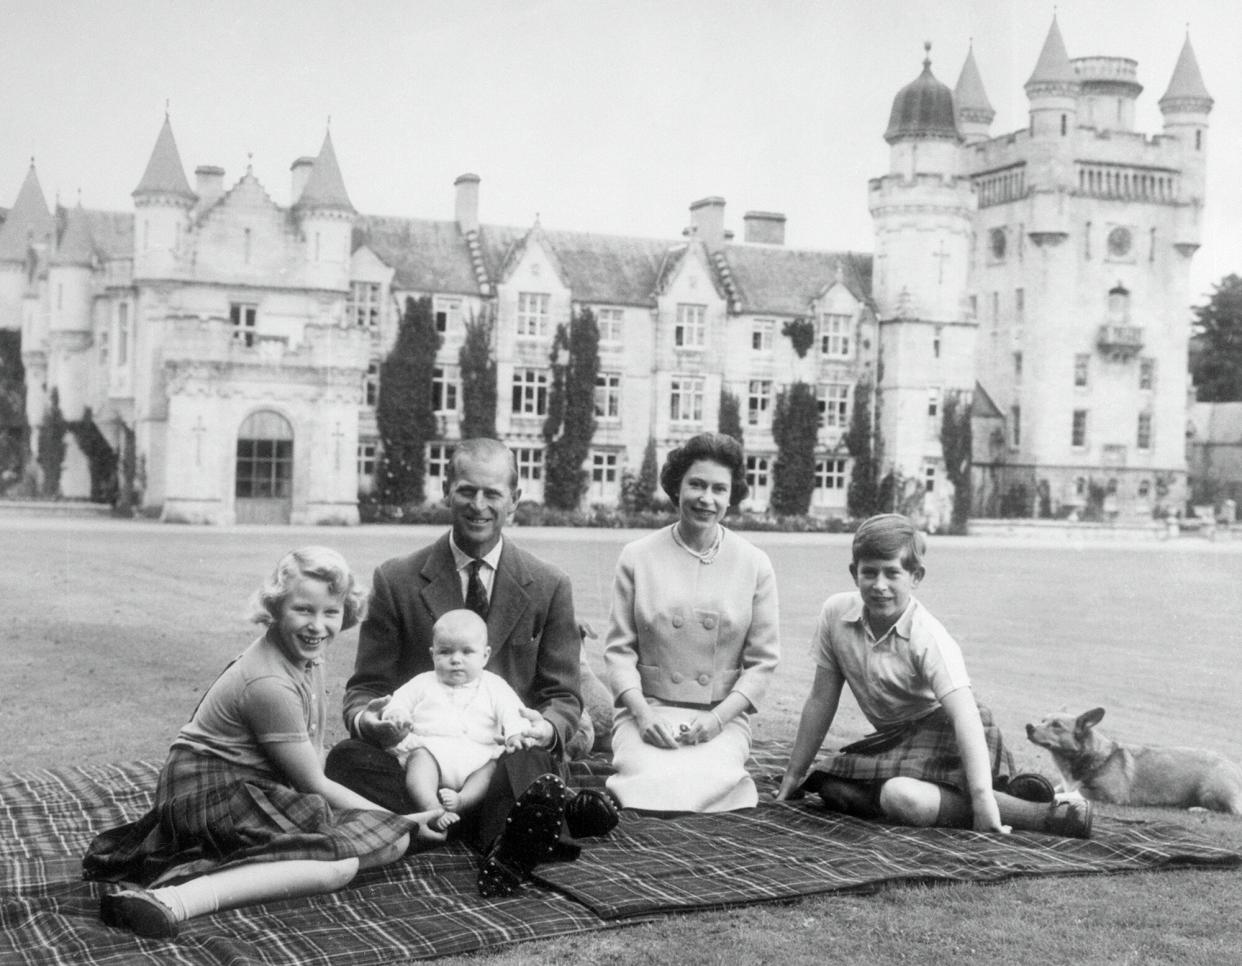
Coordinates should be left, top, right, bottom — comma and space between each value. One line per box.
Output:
970, 381, 1004, 419
52, 205, 96, 267
358, 211, 873, 313
0, 162, 56, 262
133, 115, 196, 201
295, 130, 354, 213
1159, 34, 1213, 112
724, 245, 872, 316
1025, 16, 1077, 89
494, 222, 572, 289
954, 45, 994, 120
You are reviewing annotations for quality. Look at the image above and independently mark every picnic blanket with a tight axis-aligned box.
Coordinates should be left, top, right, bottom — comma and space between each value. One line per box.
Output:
2, 744, 1238, 965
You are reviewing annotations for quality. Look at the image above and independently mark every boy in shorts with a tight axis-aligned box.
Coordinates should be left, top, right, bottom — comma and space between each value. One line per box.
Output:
777, 514, 1090, 838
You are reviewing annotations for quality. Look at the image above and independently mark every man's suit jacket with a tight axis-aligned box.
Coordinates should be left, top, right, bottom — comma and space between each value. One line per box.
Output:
343, 532, 583, 751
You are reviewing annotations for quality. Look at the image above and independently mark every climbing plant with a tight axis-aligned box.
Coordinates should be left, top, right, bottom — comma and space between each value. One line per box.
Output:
37, 388, 66, 498
846, 375, 879, 518
67, 407, 118, 503
718, 389, 743, 445
781, 317, 815, 359
939, 388, 973, 533
0, 330, 27, 486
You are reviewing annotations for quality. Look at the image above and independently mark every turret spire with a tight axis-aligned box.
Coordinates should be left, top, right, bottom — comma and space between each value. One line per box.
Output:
294, 129, 354, 213
1160, 32, 1213, 113
0, 161, 56, 262
1025, 15, 1076, 90
133, 114, 196, 201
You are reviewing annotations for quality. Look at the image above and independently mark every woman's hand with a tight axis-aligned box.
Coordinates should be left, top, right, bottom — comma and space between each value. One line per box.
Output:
677, 710, 724, 746
636, 710, 681, 749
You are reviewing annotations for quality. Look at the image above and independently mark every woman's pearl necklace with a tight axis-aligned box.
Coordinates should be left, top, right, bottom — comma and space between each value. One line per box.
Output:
671, 523, 723, 565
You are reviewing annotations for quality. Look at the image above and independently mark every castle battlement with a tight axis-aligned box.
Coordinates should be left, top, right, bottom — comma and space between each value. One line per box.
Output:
162, 317, 369, 371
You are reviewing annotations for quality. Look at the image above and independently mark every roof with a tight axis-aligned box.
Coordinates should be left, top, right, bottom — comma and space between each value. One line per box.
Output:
132, 115, 196, 201
885, 47, 960, 144
83, 209, 134, 260
358, 214, 872, 313
1025, 16, 1077, 89
0, 163, 55, 262
295, 130, 354, 213
51, 205, 96, 267
1159, 34, 1213, 111
954, 46, 994, 120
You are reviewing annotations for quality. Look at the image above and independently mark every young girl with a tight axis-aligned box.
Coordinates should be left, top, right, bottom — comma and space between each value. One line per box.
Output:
83, 546, 446, 939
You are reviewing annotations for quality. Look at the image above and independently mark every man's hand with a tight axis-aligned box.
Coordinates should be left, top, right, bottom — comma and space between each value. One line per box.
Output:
512, 706, 555, 749
357, 695, 410, 749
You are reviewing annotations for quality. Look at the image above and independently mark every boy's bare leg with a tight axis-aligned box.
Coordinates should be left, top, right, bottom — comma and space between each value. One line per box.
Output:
446, 760, 498, 817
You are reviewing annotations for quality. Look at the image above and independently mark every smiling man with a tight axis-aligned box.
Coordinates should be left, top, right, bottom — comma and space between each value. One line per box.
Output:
325, 438, 618, 896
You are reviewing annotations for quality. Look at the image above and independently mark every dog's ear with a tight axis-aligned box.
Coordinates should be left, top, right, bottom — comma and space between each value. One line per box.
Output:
1076, 707, 1105, 737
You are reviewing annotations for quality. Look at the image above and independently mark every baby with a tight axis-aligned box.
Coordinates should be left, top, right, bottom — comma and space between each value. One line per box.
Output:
382, 609, 529, 831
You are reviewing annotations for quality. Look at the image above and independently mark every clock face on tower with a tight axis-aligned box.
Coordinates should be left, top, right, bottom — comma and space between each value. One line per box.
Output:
1108, 226, 1133, 258
990, 228, 1007, 259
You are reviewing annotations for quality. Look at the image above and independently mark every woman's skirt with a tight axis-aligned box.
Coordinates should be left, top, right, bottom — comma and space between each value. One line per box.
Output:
82, 747, 417, 887
606, 700, 756, 812
804, 703, 1015, 795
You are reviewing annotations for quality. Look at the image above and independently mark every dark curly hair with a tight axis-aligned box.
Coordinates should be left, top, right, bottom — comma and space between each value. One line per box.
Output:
659, 433, 750, 508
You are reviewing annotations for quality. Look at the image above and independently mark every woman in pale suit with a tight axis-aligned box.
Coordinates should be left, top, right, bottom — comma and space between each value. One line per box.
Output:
604, 433, 780, 812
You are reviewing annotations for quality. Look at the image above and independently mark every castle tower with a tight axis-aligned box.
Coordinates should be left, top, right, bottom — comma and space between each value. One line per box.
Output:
292, 129, 354, 292
1160, 33, 1213, 253
954, 44, 994, 145
0, 162, 56, 332
131, 114, 196, 281
868, 44, 976, 510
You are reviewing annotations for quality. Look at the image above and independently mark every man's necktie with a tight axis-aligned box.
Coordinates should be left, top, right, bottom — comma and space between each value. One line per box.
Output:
465, 560, 489, 620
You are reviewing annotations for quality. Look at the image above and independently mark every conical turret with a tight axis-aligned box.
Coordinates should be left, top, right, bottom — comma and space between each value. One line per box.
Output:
294, 130, 354, 214
1160, 33, 1212, 209
0, 161, 55, 263
133, 114, 195, 280
1025, 16, 1078, 140
295, 128, 354, 290
132, 114, 196, 203
954, 44, 994, 144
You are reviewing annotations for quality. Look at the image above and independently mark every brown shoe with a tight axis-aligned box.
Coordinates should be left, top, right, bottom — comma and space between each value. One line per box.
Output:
1045, 798, 1093, 839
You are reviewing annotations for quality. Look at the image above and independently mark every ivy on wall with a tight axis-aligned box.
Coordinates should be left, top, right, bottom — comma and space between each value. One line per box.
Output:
67, 407, 118, 503
37, 388, 66, 498
718, 389, 743, 445
939, 388, 973, 533
781, 317, 815, 359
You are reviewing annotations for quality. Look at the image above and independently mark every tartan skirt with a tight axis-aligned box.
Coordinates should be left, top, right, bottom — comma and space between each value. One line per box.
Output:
805, 703, 1015, 795
82, 747, 418, 887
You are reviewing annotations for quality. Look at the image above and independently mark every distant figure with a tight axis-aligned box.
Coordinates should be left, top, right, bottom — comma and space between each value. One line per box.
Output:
605, 432, 780, 812
84, 547, 444, 939
382, 609, 530, 832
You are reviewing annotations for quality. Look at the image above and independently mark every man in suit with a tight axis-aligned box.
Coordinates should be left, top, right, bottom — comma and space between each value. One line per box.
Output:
325, 438, 618, 896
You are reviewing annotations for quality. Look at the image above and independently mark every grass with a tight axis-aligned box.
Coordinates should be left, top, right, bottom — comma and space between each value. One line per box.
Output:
4, 518, 1242, 965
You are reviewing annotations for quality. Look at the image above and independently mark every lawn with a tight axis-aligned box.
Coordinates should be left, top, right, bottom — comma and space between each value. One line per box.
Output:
3, 517, 1241, 964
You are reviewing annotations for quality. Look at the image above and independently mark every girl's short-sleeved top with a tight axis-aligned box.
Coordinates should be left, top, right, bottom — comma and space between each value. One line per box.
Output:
172, 630, 326, 773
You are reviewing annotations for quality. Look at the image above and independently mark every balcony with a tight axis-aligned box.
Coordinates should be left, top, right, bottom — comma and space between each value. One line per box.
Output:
1097, 324, 1143, 357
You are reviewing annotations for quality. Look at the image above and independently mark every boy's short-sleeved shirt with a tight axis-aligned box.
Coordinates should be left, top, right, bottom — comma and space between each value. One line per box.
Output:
812, 591, 971, 730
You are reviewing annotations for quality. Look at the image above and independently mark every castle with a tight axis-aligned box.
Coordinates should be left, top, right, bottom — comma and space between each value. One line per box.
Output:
0, 17, 1211, 525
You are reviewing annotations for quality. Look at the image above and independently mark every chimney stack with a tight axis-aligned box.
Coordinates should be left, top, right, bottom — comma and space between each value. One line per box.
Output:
688, 196, 726, 249
290, 156, 314, 205
194, 165, 225, 210
455, 173, 480, 233
743, 211, 786, 245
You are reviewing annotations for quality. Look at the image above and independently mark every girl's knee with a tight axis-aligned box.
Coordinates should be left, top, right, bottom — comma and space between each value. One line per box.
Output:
318, 856, 360, 891
358, 836, 407, 870
878, 777, 940, 826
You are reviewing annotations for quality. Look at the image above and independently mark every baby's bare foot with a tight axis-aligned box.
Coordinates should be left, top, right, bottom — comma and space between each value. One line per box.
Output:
431, 811, 461, 833
438, 788, 461, 811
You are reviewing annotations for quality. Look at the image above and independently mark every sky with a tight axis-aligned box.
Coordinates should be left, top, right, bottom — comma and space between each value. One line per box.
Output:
3, 0, 1239, 302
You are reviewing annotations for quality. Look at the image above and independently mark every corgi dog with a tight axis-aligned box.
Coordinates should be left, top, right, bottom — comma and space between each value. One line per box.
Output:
1025, 707, 1242, 815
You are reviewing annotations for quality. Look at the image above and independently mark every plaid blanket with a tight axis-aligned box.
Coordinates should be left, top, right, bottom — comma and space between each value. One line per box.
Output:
2, 746, 1238, 965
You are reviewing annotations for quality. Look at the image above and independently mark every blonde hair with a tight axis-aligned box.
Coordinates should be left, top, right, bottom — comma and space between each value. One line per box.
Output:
251, 546, 367, 630
431, 609, 489, 649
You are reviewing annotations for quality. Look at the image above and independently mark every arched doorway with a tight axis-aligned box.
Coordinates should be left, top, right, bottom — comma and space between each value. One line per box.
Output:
235, 410, 293, 524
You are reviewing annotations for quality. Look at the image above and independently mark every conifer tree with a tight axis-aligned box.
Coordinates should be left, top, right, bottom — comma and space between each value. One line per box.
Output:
846, 375, 879, 518
939, 388, 973, 533
37, 388, 66, 498
1191, 273, 1242, 401
718, 389, 743, 445
377, 296, 441, 505
543, 307, 600, 509
0, 330, 27, 484
770, 381, 818, 515
459, 304, 497, 439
